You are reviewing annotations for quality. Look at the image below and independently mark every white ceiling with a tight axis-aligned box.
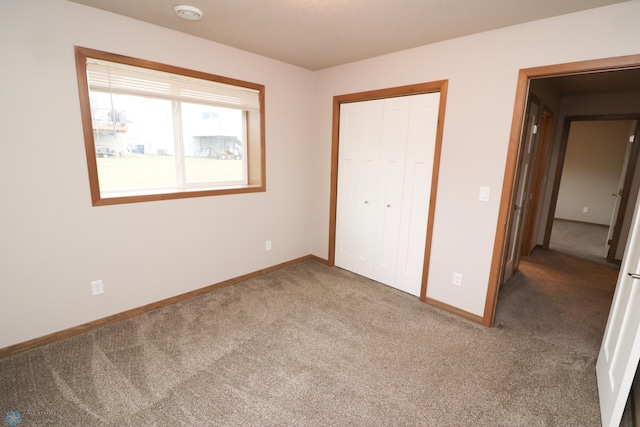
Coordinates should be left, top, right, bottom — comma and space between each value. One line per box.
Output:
67, 0, 629, 71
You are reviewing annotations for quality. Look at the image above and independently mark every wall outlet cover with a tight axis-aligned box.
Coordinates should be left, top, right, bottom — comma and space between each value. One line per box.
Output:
452, 273, 463, 287
91, 280, 104, 296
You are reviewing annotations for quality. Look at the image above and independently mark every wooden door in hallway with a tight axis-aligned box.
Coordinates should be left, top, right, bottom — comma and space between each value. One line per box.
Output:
605, 123, 634, 258
520, 107, 553, 257
502, 98, 539, 282
606, 120, 640, 262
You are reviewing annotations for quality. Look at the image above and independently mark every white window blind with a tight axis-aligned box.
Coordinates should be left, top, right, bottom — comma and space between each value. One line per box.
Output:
86, 58, 261, 112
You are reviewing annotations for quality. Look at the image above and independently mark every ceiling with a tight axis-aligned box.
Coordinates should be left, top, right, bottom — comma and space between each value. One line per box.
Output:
67, 0, 629, 71
540, 69, 640, 96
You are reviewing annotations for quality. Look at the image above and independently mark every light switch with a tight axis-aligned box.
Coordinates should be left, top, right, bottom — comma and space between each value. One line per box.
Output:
479, 187, 490, 202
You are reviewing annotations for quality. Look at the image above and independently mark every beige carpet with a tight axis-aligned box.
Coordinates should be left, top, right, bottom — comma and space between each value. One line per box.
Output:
549, 219, 610, 262
0, 251, 624, 426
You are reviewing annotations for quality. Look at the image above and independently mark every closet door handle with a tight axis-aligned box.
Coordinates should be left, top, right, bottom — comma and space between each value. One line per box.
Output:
364, 200, 369, 204
386, 204, 391, 208
627, 273, 640, 280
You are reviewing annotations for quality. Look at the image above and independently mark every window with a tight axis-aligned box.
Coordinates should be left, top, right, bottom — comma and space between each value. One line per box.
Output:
74, 46, 265, 205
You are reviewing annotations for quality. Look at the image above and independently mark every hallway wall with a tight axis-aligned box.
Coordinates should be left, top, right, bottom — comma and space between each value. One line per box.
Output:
555, 120, 631, 225
537, 91, 640, 247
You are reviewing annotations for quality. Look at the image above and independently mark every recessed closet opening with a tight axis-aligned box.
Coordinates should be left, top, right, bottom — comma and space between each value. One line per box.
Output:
327, 81, 448, 307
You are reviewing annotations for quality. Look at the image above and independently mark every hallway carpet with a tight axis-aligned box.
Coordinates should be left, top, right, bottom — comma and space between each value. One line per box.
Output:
549, 219, 610, 262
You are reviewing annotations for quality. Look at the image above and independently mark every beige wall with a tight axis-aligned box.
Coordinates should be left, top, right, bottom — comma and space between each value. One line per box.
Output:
0, 0, 316, 349
555, 120, 632, 225
2, 0, 640, 348
311, 1, 640, 316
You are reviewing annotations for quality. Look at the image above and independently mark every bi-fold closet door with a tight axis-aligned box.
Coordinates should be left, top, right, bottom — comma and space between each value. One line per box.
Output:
335, 92, 440, 297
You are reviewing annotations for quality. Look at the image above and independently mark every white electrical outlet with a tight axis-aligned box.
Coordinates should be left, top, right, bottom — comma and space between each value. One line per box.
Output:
91, 280, 104, 296
452, 273, 463, 287
583, 207, 589, 213
266, 240, 272, 251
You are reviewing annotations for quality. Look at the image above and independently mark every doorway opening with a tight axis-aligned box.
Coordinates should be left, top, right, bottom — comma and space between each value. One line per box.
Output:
484, 54, 640, 326
546, 118, 640, 264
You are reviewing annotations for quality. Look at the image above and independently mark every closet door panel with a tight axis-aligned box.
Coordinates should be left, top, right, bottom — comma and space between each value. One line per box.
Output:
335, 100, 383, 277
395, 162, 430, 295
373, 160, 404, 285
373, 97, 411, 286
395, 93, 440, 295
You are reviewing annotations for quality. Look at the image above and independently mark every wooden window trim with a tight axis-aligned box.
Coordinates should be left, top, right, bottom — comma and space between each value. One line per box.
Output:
74, 46, 266, 206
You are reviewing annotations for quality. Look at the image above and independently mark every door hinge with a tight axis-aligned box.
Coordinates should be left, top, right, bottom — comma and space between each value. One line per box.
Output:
532, 124, 538, 135
630, 135, 635, 143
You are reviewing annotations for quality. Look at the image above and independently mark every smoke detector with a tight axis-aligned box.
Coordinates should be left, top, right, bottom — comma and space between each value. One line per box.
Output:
174, 5, 204, 21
